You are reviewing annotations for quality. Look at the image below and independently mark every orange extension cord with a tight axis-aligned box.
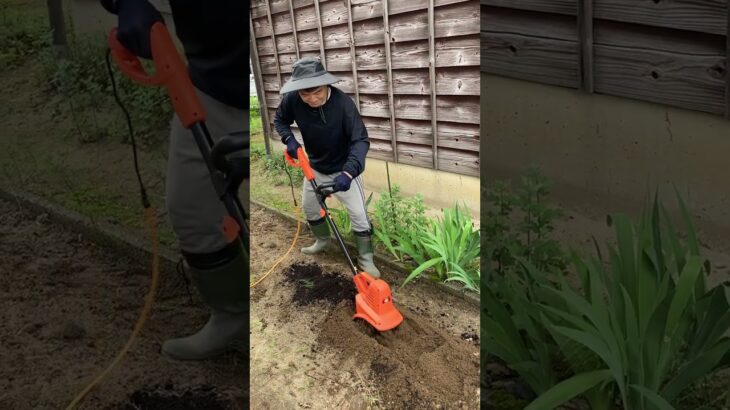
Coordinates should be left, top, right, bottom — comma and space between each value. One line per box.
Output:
65, 207, 160, 410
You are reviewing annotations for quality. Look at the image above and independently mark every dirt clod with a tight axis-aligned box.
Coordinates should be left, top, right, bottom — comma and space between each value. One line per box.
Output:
61, 321, 85, 340
283, 262, 355, 306
122, 385, 229, 410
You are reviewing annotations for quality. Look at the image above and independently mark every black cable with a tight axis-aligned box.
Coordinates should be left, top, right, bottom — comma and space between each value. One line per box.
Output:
104, 48, 150, 209
284, 160, 298, 208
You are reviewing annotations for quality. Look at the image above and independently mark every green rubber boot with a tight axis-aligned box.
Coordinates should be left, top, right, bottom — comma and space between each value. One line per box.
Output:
162, 242, 248, 360
301, 219, 330, 255
355, 232, 380, 278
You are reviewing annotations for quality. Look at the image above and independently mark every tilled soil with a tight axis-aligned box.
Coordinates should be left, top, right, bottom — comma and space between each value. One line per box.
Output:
0, 198, 246, 409
249, 204, 480, 409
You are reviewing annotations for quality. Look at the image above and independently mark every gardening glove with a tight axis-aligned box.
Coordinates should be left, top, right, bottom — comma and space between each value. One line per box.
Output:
112, 0, 164, 59
285, 136, 301, 159
333, 172, 352, 192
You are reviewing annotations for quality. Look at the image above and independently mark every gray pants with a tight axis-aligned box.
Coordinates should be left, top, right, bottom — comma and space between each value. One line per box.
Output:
303, 169, 371, 233
166, 88, 247, 254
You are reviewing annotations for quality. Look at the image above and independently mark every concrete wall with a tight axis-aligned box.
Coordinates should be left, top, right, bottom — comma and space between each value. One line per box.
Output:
363, 158, 480, 221
482, 73, 730, 244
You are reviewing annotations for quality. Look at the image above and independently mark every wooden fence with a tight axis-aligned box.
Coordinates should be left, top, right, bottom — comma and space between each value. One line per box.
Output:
250, 0, 481, 177
481, 0, 730, 117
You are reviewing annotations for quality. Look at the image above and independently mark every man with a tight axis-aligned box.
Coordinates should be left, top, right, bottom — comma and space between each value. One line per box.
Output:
274, 57, 380, 278
101, 0, 247, 360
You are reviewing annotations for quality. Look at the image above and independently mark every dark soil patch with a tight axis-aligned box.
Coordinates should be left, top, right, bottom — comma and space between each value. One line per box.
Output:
121, 385, 230, 410
317, 303, 479, 409
0, 198, 245, 408
283, 262, 355, 306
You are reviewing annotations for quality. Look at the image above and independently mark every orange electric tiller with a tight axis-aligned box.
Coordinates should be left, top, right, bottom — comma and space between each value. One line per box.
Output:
285, 147, 403, 331
107, 22, 248, 247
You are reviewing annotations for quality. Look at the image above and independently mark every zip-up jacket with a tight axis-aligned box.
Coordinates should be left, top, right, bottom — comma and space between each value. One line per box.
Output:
273, 86, 369, 177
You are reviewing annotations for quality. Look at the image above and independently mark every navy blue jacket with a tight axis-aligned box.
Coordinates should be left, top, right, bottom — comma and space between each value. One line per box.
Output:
273, 86, 369, 177
101, 0, 247, 109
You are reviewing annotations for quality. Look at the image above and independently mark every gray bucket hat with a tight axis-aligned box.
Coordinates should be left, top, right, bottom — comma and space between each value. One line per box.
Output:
279, 57, 340, 94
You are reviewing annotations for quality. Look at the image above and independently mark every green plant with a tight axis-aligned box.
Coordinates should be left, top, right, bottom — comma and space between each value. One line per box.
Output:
401, 203, 480, 292
39, 32, 171, 146
516, 168, 565, 273
372, 184, 429, 262
525, 193, 730, 410
484, 169, 566, 277
0, 4, 48, 68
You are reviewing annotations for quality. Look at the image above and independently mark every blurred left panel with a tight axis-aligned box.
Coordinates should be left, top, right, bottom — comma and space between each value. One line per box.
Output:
0, 0, 249, 408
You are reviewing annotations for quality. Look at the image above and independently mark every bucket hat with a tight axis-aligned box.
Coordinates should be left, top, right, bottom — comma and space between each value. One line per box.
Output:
279, 57, 340, 94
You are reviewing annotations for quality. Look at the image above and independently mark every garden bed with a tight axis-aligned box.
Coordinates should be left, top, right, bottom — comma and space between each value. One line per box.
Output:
0, 197, 246, 409
249, 205, 480, 409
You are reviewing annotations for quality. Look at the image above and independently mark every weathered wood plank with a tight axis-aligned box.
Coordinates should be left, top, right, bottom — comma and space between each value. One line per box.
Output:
319, 0, 349, 27
355, 45, 387, 70
481, 6, 578, 85
368, 140, 396, 162
593, 42, 725, 114
436, 67, 480, 95
358, 71, 389, 93
314, 0, 327, 68
297, 29, 324, 52
436, 95, 480, 124
437, 121, 480, 151
289, 0, 301, 59
386, 119, 480, 150
352, 18, 386, 46
346, 0, 362, 110
578, 0, 593, 92
438, 148, 479, 176
293, 5, 318, 32
278, 52, 298, 73
397, 144, 434, 168
481, 32, 579, 88
394, 69, 431, 94
331, 73, 355, 92
359, 94, 391, 118
252, 0, 314, 18
394, 119, 433, 145
262, 74, 280, 91
382, 0, 399, 162
429, 0, 439, 170
391, 41, 430, 69
399, 0, 477, 14
274, 33, 298, 54
390, 37, 481, 69
388, 9, 428, 43
481, 6, 576, 41
324, 48, 355, 71
481, 0, 576, 16
362, 117, 392, 142
322, 24, 352, 49
437, 36, 479, 67
351, 0, 383, 21
256, 37, 275, 56
434, 1, 480, 38
253, 16, 273, 38
594, 0, 726, 36
726, 1, 730, 118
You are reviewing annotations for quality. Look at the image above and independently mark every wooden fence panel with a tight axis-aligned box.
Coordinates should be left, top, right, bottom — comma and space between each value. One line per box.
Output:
252, 0, 481, 177
481, 0, 730, 117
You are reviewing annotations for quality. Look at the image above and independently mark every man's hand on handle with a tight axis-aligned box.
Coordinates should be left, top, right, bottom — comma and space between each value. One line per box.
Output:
333, 172, 352, 192
105, 0, 164, 59
285, 137, 301, 160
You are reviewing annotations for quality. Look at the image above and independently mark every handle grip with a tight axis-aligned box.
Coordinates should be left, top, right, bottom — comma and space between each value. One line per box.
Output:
108, 22, 205, 128
283, 147, 315, 181
315, 182, 336, 198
